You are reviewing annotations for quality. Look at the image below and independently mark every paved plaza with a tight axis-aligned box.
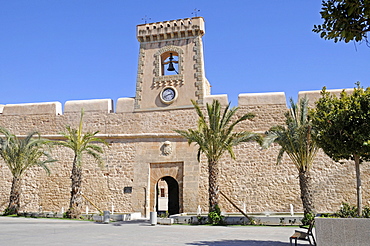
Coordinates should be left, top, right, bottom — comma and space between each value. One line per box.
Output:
0, 217, 313, 246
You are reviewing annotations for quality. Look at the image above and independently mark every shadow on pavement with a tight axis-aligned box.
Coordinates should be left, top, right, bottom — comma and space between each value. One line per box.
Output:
186, 239, 291, 246
107, 220, 150, 226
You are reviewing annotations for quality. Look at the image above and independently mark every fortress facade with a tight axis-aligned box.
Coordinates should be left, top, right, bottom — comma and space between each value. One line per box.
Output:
0, 17, 368, 217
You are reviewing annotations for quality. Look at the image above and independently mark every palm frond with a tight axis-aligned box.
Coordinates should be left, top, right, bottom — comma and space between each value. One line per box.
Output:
0, 128, 56, 178
54, 109, 108, 169
263, 97, 319, 172
174, 99, 256, 163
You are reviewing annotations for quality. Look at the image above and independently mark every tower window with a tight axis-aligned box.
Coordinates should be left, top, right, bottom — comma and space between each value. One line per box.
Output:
161, 52, 179, 76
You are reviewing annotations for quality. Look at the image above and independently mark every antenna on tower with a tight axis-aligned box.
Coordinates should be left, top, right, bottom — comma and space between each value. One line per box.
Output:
191, 8, 200, 17
142, 15, 151, 24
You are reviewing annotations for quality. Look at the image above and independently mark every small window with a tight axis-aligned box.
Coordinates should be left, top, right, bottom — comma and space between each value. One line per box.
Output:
124, 187, 132, 194
160, 188, 165, 197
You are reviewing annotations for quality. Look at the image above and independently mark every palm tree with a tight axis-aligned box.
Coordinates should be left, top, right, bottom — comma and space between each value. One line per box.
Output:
55, 110, 108, 219
0, 128, 56, 215
175, 100, 258, 212
262, 98, 319, 219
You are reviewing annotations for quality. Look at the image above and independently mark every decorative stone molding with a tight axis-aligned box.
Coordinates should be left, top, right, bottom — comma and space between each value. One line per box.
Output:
161, 141, 173, 156
193, 36, 208, 105
137, 17, 205, 43
152, 75, 184, 88
153, 45, 184, 77
134, 44, 146, 109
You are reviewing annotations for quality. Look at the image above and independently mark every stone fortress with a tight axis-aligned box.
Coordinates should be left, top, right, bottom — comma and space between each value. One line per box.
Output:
0, 17, 368, 218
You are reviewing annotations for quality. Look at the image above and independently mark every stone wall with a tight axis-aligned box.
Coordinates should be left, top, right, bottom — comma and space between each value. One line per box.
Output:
0, 89, 369, 216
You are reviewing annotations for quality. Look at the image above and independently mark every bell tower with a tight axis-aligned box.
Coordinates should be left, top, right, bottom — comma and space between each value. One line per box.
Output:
134, 17, 210, 111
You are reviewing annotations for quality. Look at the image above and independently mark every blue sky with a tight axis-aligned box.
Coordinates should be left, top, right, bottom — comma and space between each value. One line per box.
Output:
1, 0, 369, 107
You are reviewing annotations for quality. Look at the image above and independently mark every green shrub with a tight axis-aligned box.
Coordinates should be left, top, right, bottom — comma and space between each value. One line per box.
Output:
301, 212, 315, 226
208, 205, 224, 225
335, 203, 358, 218
362, 206, 370, 218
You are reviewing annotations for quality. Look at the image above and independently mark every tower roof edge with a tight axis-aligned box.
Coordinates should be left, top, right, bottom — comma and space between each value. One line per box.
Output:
136, 17, 205, 42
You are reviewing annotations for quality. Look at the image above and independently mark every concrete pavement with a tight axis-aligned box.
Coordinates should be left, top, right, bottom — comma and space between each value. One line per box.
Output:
0, 217, 311, 246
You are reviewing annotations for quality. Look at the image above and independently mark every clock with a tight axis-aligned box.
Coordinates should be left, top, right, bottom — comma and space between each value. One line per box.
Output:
160, 87, 177, 104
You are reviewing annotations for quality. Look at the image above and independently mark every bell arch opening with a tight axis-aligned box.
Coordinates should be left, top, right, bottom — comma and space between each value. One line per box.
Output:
161, 51, 179, 76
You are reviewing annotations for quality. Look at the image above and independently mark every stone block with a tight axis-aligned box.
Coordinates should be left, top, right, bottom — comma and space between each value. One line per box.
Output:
238, 92, 286, 106
157, 218, 174, 225
0, 105, 4, 114
64, 99, 113, 113
298, 88, 354, 107
130, 212, 142, 220
316, 218, 370, 246
116, 98, 135, 113
204, 95, 229, 106
2, 102, 62, 115
93, 214, 103, 222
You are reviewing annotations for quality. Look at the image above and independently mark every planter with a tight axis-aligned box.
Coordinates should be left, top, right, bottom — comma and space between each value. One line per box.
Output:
157, 218, 174, 225
92, 215, 103, 222
315, 217, 370, 246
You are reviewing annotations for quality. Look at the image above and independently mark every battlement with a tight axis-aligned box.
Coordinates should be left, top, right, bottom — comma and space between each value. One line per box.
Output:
0, 88, 355, 116
1, 102, 62, 116
238, 92, 286, 106
299, 88, 353, 107
137, 17, 205, 42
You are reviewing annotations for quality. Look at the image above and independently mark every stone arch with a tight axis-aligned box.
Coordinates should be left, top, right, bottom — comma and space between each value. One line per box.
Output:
149, 162, 183, 214
154, 45, 184, 77
156, 176, 179, 215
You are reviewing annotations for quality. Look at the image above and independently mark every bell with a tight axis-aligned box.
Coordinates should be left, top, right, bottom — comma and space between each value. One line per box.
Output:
167, 53, 176, 71
167, 62, 175, 71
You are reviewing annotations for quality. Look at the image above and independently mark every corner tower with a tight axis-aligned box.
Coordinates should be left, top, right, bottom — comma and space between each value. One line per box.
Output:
135, 17, 210, 111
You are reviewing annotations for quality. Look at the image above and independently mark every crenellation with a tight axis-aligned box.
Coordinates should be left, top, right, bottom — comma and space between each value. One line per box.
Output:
1, 102, 62, 116
204, 95, 229, 106
64, 99, 113, 114
116, 98, 135, 113
238, 92, 286, 106
137, 17, 205, 43
298, 88, 354, 107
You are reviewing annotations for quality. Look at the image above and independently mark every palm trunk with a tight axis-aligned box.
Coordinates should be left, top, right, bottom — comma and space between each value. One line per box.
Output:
67, 156, 83, 219
299, 171, 315, 216
354, 154, 362, 216
208, 160, 219, 212
6, 177, 22, 215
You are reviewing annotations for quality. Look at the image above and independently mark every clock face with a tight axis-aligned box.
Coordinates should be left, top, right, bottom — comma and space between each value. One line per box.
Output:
161, 87, 176, 103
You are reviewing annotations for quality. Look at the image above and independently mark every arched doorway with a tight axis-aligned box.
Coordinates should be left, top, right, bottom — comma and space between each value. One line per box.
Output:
156, 176, 179, 215
149, 162, 183, 217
